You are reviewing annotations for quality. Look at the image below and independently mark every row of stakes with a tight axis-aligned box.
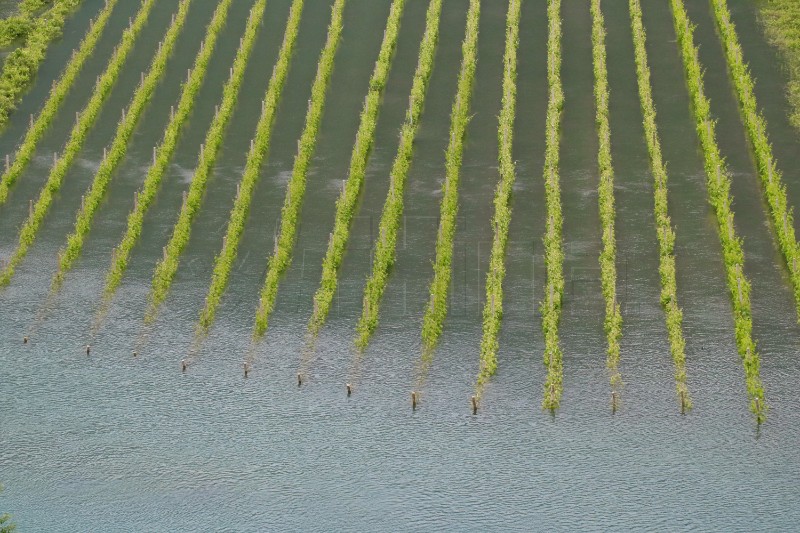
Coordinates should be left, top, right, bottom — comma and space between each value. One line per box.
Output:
21, 337, 694, 414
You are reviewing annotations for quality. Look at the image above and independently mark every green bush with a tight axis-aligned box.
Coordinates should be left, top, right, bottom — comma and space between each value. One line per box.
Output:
252, 0, 347, 337
629, 0, 691, 410
474, 0, 520, 398
0, 0, 117, 204
195, 0, 305, 334
419, 0, 480, 350
52, 0, 196, 291
0, 0, 158, 288
354, 0, 443, 351
758, 0, 800, 131
670, 0, 766, 421
541, 0, 564, 411
306, 0, 407, 338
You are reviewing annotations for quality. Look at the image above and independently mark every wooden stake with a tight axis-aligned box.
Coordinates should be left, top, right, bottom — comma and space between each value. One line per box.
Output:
411, 391, 417, 410
346, 383, 352, 396
471, 395, 478, 414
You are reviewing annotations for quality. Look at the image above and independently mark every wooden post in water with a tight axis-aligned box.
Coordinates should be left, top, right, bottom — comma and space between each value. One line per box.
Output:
346, 383, 352, 397
411, 391, 417, 410
181, 359, 187, 372
85, 344, 91, 355
23, 336, 28, 344
680, 390, 686, 414
297, 373, 302, 387
611, 391, 617, 414
471, 395, 478, 415
243, 361, 249, 378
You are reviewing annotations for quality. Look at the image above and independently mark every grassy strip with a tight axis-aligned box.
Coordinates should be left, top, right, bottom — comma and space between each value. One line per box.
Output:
0, 0, 157, 288
629, 0, 690, 409
474, 0, 520, 395
51, 0, 196, 291
419, 0, 480, 349
306, 0, 406, 337
0, 0, 117, 204
0, 0, 82, 128
145, 0, 270, 323
670, 0, 766, 421
102, 0, 235, 301
541, 0, 564, 411
353, 0, 442, 350
252, 0, 346, 337
195, 0, 304, 333
757, 0, 800, 131
591, 0, 622, 398
712, 0, 800, 323
0, 0, 58, 47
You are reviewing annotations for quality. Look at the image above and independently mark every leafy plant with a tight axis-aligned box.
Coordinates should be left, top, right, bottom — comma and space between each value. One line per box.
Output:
757, 0, 800, 131
474, 0, 520, 397
419, 0, 480, 350
670, 0, 766, 421
195, 0, 305, 334
628, 0, 690, 409
0, 0, 118, 204
51, 0, 196, 291
252, 0, 347, 337
146, 0, 271, 322
354, 0, 443, 350
0, 0, 158, 288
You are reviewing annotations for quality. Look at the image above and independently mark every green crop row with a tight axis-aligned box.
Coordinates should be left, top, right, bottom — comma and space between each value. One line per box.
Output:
541, 0, 564, 411
591, 0, 622, 397
195, 0, 305, 334
252, 0, 346, 338
0, 0, 59, 47
353, 0, 443, 351
0, 0, 117, 204
306, 0, 406, 338
712, 0, 800, 323
757, 0, 800, 131
146, 0, 269, 323
0, 0, 157, 288
670, 0, 766, 421
51, 0, 195, 291
0, 0, 81, 128
628, 0, 690, 410
419, 0, 480, 350
103, 0, 235, 303
474, 0, 520, 396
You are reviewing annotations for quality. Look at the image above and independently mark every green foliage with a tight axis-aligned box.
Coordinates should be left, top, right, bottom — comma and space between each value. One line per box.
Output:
0, 0, 117, 204
0, 484, 15, 533
306, 0, 406, 337
354, 0, 442, 350
758, 0, 800, 130
252, 0, 346, 338
0, 0, 157, 288
670, 0, 766, 421
195, 0, 304, 334
0, 0, 81, 128
474, 0, 520, 396
541, 0, 564, 411
146, 0, 269, 323
52, 0, 195, 291
103, 0, 235, 303
591, 0, 623, 396
0, 0, 57, 46
712, 0, 800, 323
419, 0, 480, 350
629, 0, 690, 409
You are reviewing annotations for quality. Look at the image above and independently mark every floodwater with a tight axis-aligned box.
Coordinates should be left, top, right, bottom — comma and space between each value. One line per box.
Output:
1, 0, 800, 530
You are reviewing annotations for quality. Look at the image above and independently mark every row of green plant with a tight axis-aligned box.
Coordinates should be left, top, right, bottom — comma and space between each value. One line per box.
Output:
628, 0, 690, 410
711, 0, 800, 323
103, 0, 235, 303
541, 0, 564, 411
0, 0, 118, 204
353, 0, 443, 351
0, 0, 157, 288
146, 0, 269, 323
51, 0, 195, 291
474, 0, 520, 397
670, 0, 766, 421
195, 0, 305, 334
0, 0, 81, 128
0, 483, 13, 532
0, 0, 58, 47
590, 0, 622, 398
757, 0, 800, 131
306, 0, 407, 337
419, 0, 480, 350
251, 0, 347, 337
